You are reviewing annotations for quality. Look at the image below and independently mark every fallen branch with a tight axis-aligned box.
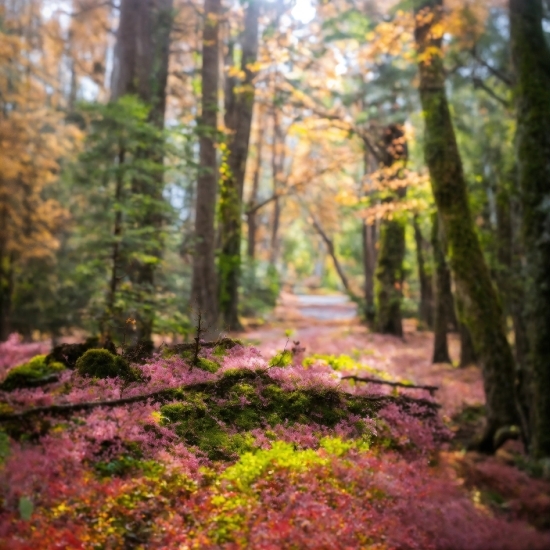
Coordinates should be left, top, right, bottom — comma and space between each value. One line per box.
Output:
166, 337, 241, 354
0, 385, 207, 423
341, 375, 439, 396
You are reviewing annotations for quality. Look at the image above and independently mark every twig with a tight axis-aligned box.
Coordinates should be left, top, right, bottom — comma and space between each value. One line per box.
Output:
341, 375, 439, 396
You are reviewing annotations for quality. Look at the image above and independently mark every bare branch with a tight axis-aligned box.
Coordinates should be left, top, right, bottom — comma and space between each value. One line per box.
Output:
341, 375, 439, 396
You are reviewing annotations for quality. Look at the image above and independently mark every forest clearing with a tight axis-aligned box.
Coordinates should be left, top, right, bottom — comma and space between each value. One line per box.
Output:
2, 0, 550, 548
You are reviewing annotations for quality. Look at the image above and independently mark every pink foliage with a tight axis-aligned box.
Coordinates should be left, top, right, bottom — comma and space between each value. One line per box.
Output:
0, 333, 49, 377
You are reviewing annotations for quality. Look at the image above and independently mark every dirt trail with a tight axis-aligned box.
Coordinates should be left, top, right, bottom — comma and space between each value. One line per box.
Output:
238, 291, 484, 419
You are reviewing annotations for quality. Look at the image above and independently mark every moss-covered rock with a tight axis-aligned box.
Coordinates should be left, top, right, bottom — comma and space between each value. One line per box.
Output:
0, 355, 66, 392
46, 337, 117, 369
75, 349, 137, 381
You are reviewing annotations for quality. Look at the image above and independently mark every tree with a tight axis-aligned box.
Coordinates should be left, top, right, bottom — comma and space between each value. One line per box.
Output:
375, 124, 407, 337
509, 0, 550, 458
219, 0, 261, 330
110, 0, 174, 342
191, 0, 222, 333
413, 214, 433, 330
430, 213, 451, 363
414, 0, 518, 451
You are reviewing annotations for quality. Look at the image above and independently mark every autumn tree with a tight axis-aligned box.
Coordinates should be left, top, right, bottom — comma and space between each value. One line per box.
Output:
414, 0, 518, 450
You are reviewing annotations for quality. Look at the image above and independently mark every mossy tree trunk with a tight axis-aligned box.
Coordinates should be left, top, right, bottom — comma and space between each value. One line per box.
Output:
375, 219, 406, 336
219, 0, 260, 330
414, 0, 518, 451
374, 125, 408, 337
413, 215, 433, 330
191, 0, 222, 332
431, 213, 451, 363
510, 0, 550, 458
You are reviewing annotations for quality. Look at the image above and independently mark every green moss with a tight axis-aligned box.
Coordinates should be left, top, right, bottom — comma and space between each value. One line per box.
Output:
268, 349, 293, 367
196, 357, 220, 373
75, 349, 137, 381
94, 456, 165, 478
158, 367, 377, 461
0, 355, 66, 392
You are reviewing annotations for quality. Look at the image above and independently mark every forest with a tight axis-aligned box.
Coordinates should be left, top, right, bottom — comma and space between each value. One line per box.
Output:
1, 0, 550, 548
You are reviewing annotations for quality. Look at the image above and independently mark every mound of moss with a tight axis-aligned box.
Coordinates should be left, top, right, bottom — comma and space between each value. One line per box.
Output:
160, 369, 376, 460
47, 337, 117, 369
76, 349, 137, 381
0, 355, 66, 392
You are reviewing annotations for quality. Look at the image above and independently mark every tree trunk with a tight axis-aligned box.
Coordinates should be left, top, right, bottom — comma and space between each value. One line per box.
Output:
362, 220, 377, 325
362, 143, 378, 327
374, 124, 407, 337
413, 214, 433, 329
510, 0, 550, 458
246, 128, 264, 260
111, 0, 174, 342
431, 213, 451, 363
219, 0, 261, 330
459, 320, 477, 367
191, 0, 222, 332
414, 0, 518, 451
375, 219, 405, 336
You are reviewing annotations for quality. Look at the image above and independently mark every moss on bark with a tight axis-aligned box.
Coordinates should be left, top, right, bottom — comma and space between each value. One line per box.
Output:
430, 214, 451, 364
414, 0, 518, 450
510, 0, 550, 458
375, 218, 405, 336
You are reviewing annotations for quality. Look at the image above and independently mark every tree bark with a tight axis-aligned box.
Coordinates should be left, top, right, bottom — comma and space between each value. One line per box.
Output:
431, 213, 451, 363
362, 220, 377, 325
362, 143, 378, 327
374, 124, 407, 337
414, 0, 518, 451
510, 0, 550, 458
413, 214, 433, 329
110, 0, 174, 342
219, 0, 261, 330
191, 0, 222, 332
375, 219, 405, 336
246, 128, 264, 260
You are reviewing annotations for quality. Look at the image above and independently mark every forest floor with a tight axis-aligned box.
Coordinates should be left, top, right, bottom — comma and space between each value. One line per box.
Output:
1, 292, 550, 548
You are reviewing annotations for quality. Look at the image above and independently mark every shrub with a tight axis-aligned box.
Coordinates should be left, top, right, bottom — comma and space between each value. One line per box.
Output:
75, 349, 136, 381
0, 355, 65, 392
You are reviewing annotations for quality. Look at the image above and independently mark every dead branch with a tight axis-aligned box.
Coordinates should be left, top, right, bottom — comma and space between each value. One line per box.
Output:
342, 375, 439, 396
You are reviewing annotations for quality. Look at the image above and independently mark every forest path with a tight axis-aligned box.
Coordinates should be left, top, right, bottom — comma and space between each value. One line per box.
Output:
237, 291, 484, 419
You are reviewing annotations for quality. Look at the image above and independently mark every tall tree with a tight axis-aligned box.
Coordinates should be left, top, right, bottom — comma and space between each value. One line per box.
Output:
191, 0, 222, 332
219, 0, 261, 330
414, 0, 518, 451
431, 213, 451, 363
375, 124, 407, 336
110, 0, 174, 342
510, 0, 550, 458
413, 214, 433, 330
